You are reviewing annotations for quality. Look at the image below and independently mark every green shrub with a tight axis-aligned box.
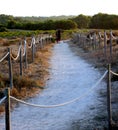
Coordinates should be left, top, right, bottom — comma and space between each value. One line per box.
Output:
0, 27, 8, 32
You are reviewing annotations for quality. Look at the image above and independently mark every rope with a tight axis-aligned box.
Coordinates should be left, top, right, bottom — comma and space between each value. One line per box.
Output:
111, 31, 117, 40
98, 32, 104, 41
0, 96, 6, 105
35, 36, 39, 44
10, 70, 108, 108
39, 37, 43, 47
28, 37, 36, 49
105, 33, 109, 40
11, 45, 22, 61
0, 52, 9, 63
89, 34, 93, 40
28, 41, 33, 48
110, 70, 118, 76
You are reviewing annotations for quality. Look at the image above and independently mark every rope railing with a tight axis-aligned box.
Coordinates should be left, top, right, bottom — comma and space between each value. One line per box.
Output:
0, 96, 6, 105
111, 31, 117, 40
98, 32, 104, 41
0, 35, 52, 63
28, 36, 39, 48
77, 31, 118, 44
0, 52, 9, 62
73, 30, 118, 65
11, 45, 22, 61
0, 34, 53, 90
28, 36, 36, 49
110, 70, 118, 76
0, 35, 51, 62
35, 36, 40, 44
28, 40, 33, 48
0, 64, 116, 130
99, 31, 117, 41
10, 70, 108, 108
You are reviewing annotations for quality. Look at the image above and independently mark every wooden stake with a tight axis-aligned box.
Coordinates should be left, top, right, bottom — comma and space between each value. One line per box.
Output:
107, 64, 112, 130
8, 48, 13, 88
5, 88, 11, 130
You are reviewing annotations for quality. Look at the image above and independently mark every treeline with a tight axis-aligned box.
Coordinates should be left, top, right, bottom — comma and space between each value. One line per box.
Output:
0, 13, 118, 32
20, 15, 74, 22
6, 19, 77, 30
0, 14, 77, 31
71, 13, 118, 29
89, 13, 118, 29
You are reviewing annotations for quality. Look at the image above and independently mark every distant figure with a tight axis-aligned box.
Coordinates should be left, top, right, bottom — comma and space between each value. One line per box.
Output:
56, 29, 61, 42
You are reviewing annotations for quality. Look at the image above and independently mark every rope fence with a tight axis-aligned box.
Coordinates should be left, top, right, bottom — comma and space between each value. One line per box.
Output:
0, 52, 9, 62
11, 44, 22, 61
27, 40, 33, 49
110, 70, 118, 76
73, 30, 118, 64
0, 34, 53, 88
10, 70, 108, 108
0, 96, 6, 105
0, 62, 117, 130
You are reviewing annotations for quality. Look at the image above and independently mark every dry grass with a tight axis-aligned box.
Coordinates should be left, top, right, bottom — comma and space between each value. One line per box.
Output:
0, 105, 4, 114
0, 37, 54, 114
0, 38, 21, 47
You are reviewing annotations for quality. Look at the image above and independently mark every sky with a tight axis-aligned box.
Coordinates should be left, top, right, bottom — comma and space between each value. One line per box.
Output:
0, 0, 118, 17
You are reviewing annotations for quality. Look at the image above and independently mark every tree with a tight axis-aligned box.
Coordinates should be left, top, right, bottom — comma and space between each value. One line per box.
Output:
43, 20, 55, 30
90, 13, 118, 29
0, 14, 14, 26
71, 14, 91, 28
55, 20, 77, 30
7, 20, 17, 29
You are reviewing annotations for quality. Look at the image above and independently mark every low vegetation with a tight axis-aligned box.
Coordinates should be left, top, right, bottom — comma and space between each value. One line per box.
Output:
0, 34, 54, 113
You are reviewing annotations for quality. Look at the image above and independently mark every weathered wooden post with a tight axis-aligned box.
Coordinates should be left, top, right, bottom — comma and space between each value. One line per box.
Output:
24, 39, 28, 68
19, 42, 23, 76
78, 33, 79, 44
94, 33, 97, 50
45, 35, 47, 44
33, 37, 36, 53
40, 37, 42, 49
8, 48, 13, 88
32, 39, 34, 62
109, 30, 112, 63
79, 33, 81, 44
90, 34, 93, 50
49, 35, 52, 44
5, 88, 11, 130
43, 37, 46, 47
104, 31, 107, 63
98, 32, 101, 49
107, 64, 112, 130
83, 35, 85, 48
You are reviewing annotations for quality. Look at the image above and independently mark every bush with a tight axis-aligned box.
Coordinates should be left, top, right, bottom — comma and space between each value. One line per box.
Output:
13, 76, 42, 91
0, 27, 8, 32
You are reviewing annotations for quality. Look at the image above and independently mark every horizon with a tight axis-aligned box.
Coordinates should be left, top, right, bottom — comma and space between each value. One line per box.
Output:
0, 12, 118, 18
